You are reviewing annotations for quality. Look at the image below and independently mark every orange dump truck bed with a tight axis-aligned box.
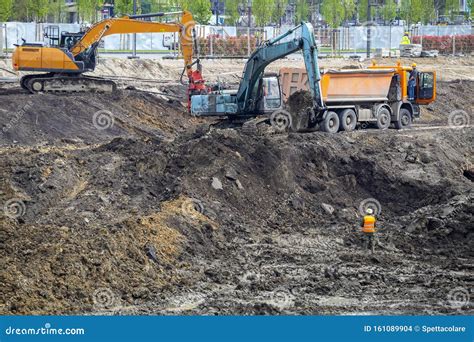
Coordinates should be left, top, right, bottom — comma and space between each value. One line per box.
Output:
280, 67, 395, 103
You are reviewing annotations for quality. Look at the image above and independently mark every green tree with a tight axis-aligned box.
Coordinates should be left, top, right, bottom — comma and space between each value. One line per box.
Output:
76, 0, 104, 22
0, 0, 13, 21
295, 0, 309, 22
114, 0, 133, 16
12, 0, 29, 21
321, 0, 354, 27
253, 0, 275, 26
380, 0, 396, 24
420, 0, 435, 23
467, 0, 473, 19
357, 0, 368, 22
49, 0, 66, 22
225, 0, 240, 25
411, 0, 423, 22
272, 0, 288, 26
444, 0, 458, 18
29, 0, 50, 21
188, 0, 212, 24
342, 0, 356, 23
173, 0, 211, 23
151, 0, 176, 12
399, 0, 411, 24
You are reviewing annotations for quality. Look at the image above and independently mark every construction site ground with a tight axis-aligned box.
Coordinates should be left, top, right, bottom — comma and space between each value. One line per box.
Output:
0, 56, 472, 315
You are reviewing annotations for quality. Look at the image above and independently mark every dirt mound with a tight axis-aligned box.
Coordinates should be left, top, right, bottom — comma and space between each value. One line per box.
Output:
0, 88, 195, 146
0, 79, 472, 315
1, 123, 472, 314
422, 80, 474, 124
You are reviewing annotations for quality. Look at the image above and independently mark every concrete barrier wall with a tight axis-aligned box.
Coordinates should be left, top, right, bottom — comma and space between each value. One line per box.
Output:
280, 24, 472, 50
0, 22, 277, 51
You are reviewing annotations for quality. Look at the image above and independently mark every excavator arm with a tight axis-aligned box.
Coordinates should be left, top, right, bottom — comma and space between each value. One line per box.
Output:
70, 11, 195, 70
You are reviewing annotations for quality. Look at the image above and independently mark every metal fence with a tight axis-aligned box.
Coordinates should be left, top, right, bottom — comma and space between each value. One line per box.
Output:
309, 25, 473, 56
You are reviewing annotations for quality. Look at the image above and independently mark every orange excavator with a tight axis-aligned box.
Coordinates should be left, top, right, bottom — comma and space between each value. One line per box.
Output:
12, 11, 207, 99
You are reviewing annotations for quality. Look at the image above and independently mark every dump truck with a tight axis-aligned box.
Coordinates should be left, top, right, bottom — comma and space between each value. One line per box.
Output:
279, 62, 436, 131
190, 20, 436, 133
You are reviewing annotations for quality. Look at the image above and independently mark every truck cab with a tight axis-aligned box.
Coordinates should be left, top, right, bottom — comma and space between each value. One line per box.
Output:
415, 71, 436, 104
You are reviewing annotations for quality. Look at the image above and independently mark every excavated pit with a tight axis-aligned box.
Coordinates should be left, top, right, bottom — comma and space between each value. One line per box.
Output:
0, 78, 472, 315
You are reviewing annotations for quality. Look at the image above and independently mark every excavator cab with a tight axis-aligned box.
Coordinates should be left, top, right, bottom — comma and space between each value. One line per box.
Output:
43, 26, 84, 50
44, 26, 60, 47
59, 32, 85, 50
259, 73, 282, 112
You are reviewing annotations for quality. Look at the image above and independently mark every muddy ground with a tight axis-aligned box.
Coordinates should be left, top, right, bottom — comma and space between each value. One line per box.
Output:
0, 59, 473, 315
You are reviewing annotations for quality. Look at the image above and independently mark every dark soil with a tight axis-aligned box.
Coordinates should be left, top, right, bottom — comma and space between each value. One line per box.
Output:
0, 89, 194, 145
0, 82, 472, 315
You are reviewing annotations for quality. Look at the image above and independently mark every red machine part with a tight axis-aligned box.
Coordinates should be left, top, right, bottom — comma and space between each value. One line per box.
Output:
187, 66, 209, 111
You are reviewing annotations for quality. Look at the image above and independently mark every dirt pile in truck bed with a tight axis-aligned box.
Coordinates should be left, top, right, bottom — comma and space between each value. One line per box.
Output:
287, 90, 314, 114
0, 82, 473, 315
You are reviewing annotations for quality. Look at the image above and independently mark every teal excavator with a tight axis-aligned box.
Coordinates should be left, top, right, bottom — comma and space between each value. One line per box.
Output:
190, 22, 325, 130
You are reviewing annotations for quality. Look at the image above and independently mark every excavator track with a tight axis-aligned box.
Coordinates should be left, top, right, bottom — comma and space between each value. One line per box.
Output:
21, 74, 117, 94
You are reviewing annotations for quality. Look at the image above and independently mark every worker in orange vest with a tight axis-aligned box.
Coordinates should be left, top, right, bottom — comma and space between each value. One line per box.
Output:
362, 208, 376, 253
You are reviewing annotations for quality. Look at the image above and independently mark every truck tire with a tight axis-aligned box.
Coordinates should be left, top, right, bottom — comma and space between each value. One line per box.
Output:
338, 109, 357, 132
321, 111, 340, 134
376, 107, 391, 130
394, 108, 412, 129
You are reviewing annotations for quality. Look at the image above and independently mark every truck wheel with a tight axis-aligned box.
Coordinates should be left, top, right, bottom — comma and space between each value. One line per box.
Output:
376, 107, 391, 130
321, 111, 340, 134
338, 109, 357, 132
394, 108, 412, 129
